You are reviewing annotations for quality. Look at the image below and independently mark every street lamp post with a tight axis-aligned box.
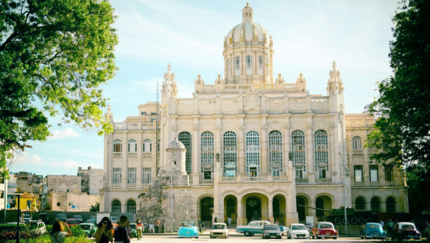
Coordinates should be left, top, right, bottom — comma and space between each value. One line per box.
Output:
170, 169, 173, 233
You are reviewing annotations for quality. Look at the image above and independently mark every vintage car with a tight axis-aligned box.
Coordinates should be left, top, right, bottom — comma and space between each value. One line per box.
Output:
73, 215, 83, 224
79, 223, 97, 238
279, 226, 289, 236
178, 221, 199, 238
129, 223, 137, 237
312, 221, 338, 239
288, 223, 310, 239
236, 220, 271, 236
262, 224, 282, 239
391, 222, 421, 240
210, 223, 229, 238
56, 213, 67, 222
29, 220, 47, 234
360, 222, 386, 239
23, 213, 32, 224
66, 218, 78, 227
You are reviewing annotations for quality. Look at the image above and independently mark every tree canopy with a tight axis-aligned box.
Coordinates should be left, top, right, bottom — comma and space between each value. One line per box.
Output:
0, 0, 118, 175
367, 0, 430, 170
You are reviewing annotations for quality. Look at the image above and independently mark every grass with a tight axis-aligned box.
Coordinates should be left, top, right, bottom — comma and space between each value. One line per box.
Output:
6, 235, 95, 243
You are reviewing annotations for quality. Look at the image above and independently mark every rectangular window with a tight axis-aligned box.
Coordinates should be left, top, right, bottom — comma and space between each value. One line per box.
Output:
318, 166, 327, 179
272, 167, 280, 177
57, 202, 61, 206
142, 168, 151, 184
141, 112, 146, 115
354, 165, 363, 182
385, 165, 393, 182
151, 112, 156, 115
295, 166, 304, 179
203, 167, 212, 180
370, 165, 378, 182
113, 168, 121, 184
249, 167, 258, 177
127, 168, 136, 184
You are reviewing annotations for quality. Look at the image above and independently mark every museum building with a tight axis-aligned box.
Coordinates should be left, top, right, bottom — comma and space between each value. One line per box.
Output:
100, 4, 409, 226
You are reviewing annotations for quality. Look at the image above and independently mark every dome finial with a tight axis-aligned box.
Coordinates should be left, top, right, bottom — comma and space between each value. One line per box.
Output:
242, 3, 254, 23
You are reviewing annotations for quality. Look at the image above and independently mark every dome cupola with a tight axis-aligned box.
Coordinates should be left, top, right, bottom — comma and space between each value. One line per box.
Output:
223, 3, 274, 85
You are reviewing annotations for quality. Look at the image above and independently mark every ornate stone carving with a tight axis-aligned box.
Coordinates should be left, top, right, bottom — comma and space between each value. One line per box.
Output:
239, 125, 245, 130
244, 87, 260, 111
216, 126, 222, 130
307, 124, 313, 129
284, 124, 290, 129
261, 123, 268, 129
193, 126, 199, 131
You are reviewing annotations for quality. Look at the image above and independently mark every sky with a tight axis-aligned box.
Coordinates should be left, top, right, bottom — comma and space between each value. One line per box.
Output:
9, 0, 399, 176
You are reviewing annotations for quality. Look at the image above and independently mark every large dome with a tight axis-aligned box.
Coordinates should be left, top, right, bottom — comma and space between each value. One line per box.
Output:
224, 3, 271, 48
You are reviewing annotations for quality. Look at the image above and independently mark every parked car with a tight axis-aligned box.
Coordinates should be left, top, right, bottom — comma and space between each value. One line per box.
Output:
56, 213, 67, 222
262, 224, 282, 239
73, 215, 83, 224
288, 223, 310, 239
178, 221, 199, 238
29, 220, 47, 234
66, 218, 78, 227
236, 220, 271, 236
210, 223, 229, 238
79, 223, 97, 238
391, 222, 421, 240
360, 222, 386, 239
23, 214, 31, 224
38, 213, 50, 224
279, 226, 289, 236
312, 221, 338, 239
110, 216, 120, 224
129, 223, 137, 237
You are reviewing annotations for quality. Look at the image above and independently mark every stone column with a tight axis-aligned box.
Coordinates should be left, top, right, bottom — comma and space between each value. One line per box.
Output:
237, 199, 243, 225
254, 51, 257, 75
306, 121, 315, 183
192, 115, 200, 185
268, 198, 274, 223
237, 115, 246, 178
260, 114, 268, 176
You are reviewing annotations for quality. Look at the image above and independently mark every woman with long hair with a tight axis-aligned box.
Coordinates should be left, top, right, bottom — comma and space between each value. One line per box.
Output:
95, 216, 113, 243
50, 219, 72, 243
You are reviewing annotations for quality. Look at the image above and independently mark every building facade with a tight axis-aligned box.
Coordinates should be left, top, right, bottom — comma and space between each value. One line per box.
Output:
101, 4, 408, 226
78, 166, 103, 195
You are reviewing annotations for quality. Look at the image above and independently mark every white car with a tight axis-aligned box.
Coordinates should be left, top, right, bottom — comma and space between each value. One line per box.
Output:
287, 223, 310, 239
29, 220, 47, 234
210, 223, 229, 238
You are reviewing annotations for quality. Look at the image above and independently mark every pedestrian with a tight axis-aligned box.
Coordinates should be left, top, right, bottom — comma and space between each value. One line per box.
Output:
267, 218, 271, 223
136, 219, 143, 240
155, 219, 160, 233
95, 217, 113, 243
214, 217, 218, 223
114, 216, 132, 243
388, 219, 394, 231
50, 219, 72, 243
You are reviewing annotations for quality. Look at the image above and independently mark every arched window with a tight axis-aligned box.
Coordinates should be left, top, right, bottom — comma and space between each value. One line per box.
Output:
246, 55, 252, 74
246, 131, 260, 177
292, 130, 306, 178
113, 139, 122, 152
371, 197, 380, 213
269, 131, 282, 176
227, 58, 231, 76
235, 57, 240, 76
353, 136, 362, 149
178, 132, 192, 173
355, 197, 365, 210
227, 199, 236, 217
128, 139, 137, 152
143, 139, 152, 152
315, 130, 329, 179
258, 56, 263, 75
386, 197, 396, 213
112, 200, 121, 213
316, 198, 324, 217
223, 131, 237, 177
201, 132, 214, 180
127, 200, 136, 213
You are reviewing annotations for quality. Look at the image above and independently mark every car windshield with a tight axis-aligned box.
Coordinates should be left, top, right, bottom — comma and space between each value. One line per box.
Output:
80, 225, 91, 230
368, 224, 382, 229
292, 225, 307, 230
319, 224, 333, 229
212, 225, 225, 229
264, 226, 279, 230
68, 220, 77, 224
401, 224, 415, 230
130, 224, 136, 229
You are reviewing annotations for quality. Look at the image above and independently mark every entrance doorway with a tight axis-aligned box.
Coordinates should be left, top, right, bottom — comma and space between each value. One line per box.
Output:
201, 197, 214, 221
297, 197, 306, 221
246, 197, 261, 222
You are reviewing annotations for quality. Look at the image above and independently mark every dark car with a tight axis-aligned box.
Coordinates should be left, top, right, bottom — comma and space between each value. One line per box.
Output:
56, 213, 67, 222
73, 215, 83, 224
39, 213, 50, 224
391, 222, 421, 240
262, 224, 282, 239
66, 218, 78, 227
360, 222, 386, 239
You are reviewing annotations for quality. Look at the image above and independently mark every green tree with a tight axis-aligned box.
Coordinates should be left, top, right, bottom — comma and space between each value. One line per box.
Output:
0, 0, 118, 176
366, 0, 430, 213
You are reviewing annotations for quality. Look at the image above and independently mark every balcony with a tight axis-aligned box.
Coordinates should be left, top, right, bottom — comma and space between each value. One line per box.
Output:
316, 178, 332, 184
199, 179, 214, 186
127, 152, 137, 158
295, 178, 309, 184
219, 176, 289, 182
112, 152, 122, 158
126, 184, 136, 189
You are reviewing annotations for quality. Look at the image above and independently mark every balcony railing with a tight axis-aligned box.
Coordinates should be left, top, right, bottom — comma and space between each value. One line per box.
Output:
316, 178, 332, 184
295, 178, 309, 184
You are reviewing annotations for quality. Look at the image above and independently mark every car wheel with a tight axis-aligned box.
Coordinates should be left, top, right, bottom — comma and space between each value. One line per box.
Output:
333, 237, 337, 239
361, 237, 364, 239
317, 237, 321, 239
244, 231, 251, 236
288, 235, 291, 239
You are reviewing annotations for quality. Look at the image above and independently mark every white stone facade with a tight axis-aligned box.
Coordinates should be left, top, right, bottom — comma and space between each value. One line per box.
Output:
101, 4, 408, 226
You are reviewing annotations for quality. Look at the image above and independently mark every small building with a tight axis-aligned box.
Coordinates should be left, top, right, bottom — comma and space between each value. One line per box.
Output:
78, 167, 103, 195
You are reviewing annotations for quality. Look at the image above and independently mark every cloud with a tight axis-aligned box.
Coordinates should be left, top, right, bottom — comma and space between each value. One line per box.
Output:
46, 144, 103, 159
49, 128, 80, 140
10, 151, 43, 166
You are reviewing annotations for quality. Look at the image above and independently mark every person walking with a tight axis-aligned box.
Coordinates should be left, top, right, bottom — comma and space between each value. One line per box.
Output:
50, 219, 72, 243
114, 216, 132, 243
95, 217, 113, 243
136, 219, 143, 240
155, 219, 160, 233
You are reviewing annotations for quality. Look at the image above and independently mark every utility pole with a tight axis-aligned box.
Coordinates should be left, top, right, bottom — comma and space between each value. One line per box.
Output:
156, 81, 160, 174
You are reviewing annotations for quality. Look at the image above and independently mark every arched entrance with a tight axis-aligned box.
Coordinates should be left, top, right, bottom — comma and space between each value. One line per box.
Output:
296, 196, 309, 222
246, 197, 261, 222
315, 195, 332, 220
273, 194, 287, 225
224, 195, 237, 223
200, 197, 214, 221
